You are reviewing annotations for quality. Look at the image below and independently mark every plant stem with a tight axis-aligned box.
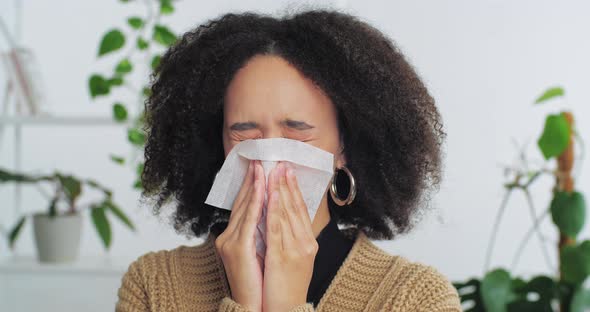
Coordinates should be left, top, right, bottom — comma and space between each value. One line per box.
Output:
556, 113, 576, 251
0, 16, 16, 48
484, 187, 513, 273
523, 188, 554, 271
557, 111, 575, 312
510, 208, 550, 272
573, 129, 585, 180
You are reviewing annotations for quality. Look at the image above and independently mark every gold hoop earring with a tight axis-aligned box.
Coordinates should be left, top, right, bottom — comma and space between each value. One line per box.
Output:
330, 166, 356, 206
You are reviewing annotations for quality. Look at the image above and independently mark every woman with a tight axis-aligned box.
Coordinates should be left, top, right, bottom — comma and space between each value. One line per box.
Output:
116, 8, 461, 312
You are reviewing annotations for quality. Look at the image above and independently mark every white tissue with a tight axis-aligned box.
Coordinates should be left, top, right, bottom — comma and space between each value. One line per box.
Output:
204, 138, 334, 260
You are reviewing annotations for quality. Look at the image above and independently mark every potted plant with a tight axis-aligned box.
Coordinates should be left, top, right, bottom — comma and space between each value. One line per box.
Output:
88, 0, 178, 190
453, 86, 588, 311
2, 168, 135, 263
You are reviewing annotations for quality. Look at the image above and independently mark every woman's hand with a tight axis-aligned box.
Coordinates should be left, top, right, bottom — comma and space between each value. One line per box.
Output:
215, 160, 266, 312
263, 162, 319, 311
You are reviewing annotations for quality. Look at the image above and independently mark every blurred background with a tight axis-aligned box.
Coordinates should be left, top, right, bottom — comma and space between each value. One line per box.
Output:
1, 0, 589, 311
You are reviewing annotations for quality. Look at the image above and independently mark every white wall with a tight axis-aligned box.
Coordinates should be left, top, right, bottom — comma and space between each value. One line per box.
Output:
351, 0, 590, 280
1, 0, 588, 288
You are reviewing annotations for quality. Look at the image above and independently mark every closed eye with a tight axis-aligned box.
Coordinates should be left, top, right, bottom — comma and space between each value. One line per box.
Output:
282, 119, 315, 130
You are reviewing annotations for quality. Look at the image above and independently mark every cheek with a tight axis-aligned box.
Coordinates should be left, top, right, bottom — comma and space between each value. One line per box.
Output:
312, 134, 341, 156
222, 137, 235, 158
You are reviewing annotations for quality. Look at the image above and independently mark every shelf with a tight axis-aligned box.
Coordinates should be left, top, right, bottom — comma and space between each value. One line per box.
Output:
0, 255, 128, 276
0, 115, 130, 126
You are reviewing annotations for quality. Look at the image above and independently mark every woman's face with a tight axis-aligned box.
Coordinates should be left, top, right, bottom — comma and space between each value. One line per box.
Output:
223, 54, 345, 169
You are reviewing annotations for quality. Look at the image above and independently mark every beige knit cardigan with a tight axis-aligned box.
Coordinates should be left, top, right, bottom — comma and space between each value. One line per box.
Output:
115, 229, 462, 311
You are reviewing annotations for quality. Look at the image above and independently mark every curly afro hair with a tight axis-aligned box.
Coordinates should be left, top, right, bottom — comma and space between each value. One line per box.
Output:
140, 8, 446, 240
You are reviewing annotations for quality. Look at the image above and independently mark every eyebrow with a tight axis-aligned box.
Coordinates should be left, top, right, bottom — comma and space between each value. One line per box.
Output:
229, 118, 315, 131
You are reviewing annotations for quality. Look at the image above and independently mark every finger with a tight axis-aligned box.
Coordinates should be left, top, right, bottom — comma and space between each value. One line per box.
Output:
229, 180, 256, 238
266, 189, 282, 253
235, 160, 254, 212
256, 253, 264, 272
225, 160, 255, 234
277, 180, 297, 250
278, 165, 307, 240
279, 206, 295, 251
257, 160, 267, 197
238, 160, 265, 239
284, 162, 314, 236
267, 161, 283, 197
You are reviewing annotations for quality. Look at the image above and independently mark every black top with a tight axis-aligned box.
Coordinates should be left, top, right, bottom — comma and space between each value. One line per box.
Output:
306, 215, 354, 307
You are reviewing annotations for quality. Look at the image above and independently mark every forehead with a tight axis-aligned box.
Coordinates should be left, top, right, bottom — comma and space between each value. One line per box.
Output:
224, 54, 333, 118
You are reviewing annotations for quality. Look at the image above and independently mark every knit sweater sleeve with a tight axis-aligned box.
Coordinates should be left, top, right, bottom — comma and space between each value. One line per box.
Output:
412, 266, 462, 312
115, 254, 151, 312
218, 297, 315, 312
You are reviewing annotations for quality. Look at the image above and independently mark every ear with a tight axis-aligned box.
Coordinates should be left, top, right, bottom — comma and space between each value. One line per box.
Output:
335, 140, 347, 169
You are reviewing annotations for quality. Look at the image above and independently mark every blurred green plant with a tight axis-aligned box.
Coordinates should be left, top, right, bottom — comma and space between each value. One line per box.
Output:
88, 0, 177, 190
453, 86, 588, 312
1, 167, 135, 250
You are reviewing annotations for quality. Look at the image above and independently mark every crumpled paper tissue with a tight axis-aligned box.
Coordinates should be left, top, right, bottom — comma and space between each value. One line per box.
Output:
205, 137, 334, 261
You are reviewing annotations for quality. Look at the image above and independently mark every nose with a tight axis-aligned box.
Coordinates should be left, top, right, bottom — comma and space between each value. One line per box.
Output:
259, 125, 284, 140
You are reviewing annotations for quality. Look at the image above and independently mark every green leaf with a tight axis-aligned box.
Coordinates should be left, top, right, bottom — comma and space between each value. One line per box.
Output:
108, 77, 123, 86
98, 29, 125, 56
537, 113, 570, 160
58, 175, 82, 204
551, 191, 586, 238
133, 179, 142, 189
0, 168, 38, 183
127, 17, 144, 30
48, 196, 58, 217
560, 241, 590, 285
89, 74, 110, 98
516, 276, 555, 299
572, 286, 590, 312
91, 205, 112, 249
8, 216, 26, 249
85, 179, 112, 198
137, 37, 149, 50
153, 24, 176, 46
136, 162, 144, 176
113, 103, 128, 122
127, 128, 146, 146
110, 154, 125, 165
151, 55, 161, 70
453, 278, 485, 311
115, 59, 133, 74
105, 200, 135, 231
534, 86, 565, 104
160, 0, 174, 14
481, 268, 512, 312
85, 179, 100, 189
142, 87, 151, 97
507, 275, 556, 311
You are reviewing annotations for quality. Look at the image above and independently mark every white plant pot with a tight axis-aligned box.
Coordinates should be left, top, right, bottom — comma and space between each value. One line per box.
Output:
32, 213, 82, 263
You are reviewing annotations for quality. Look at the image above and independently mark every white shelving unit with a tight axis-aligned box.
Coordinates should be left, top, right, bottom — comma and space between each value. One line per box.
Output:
0, 4, 134, 310
0, 255, 127, 275
0, 115, 121, 125
0, 114, 128, 218
0, 255, 127, 311
0, 115, 130, 311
